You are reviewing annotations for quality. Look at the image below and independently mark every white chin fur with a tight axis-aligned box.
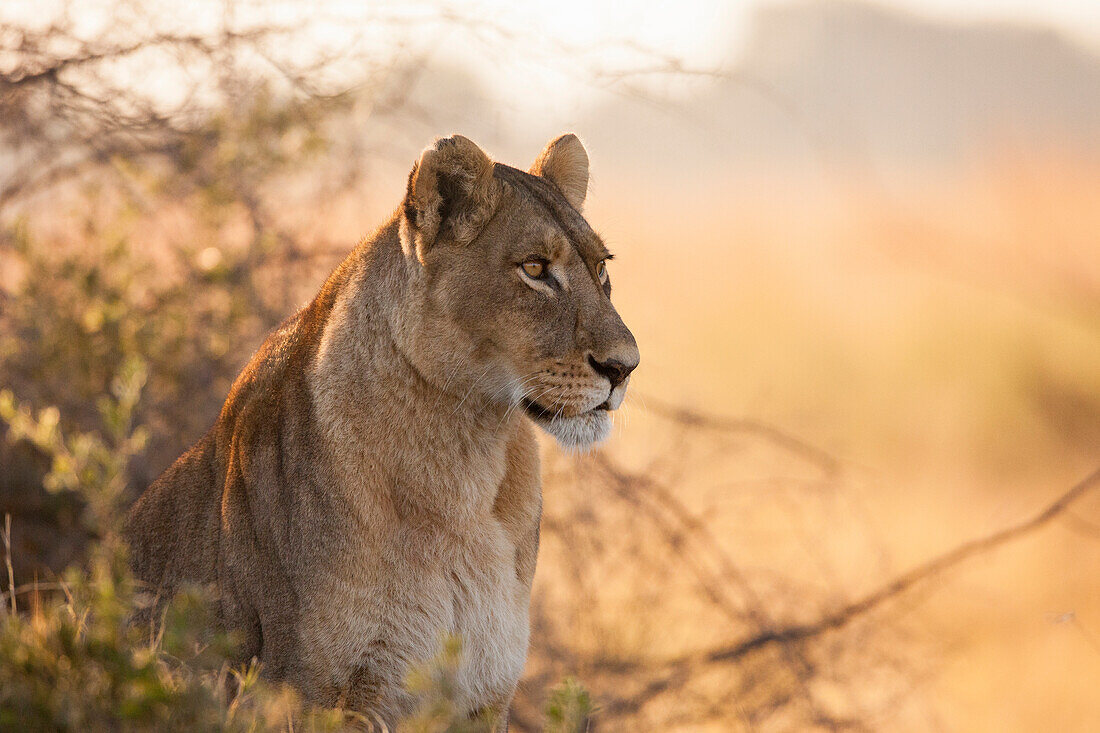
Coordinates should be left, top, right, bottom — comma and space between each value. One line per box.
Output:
537, 410, 612, 452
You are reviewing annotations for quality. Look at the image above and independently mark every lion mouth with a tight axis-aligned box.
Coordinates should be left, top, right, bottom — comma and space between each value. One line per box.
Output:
521, 398, 554, 422
522, 398, 610, 422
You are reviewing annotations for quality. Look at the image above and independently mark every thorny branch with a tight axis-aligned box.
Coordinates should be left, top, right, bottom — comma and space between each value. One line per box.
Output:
692, 464, 1100, 661
574, 439, 1100, 719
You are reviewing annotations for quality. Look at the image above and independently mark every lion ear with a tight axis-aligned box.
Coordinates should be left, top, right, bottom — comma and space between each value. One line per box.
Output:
530, 133, 589, 211
402, 135, 499, 263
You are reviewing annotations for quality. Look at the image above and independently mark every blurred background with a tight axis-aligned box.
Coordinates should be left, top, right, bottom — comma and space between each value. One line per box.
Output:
2, 0, 1100, 730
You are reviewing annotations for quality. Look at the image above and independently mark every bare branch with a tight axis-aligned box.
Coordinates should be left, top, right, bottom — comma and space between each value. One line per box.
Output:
686, 464, 1100, 666
574, 456, 1100, 721
0, 29, 279, 87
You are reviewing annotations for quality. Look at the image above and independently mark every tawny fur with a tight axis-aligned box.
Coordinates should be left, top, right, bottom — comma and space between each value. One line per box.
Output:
123, 134, 638, 727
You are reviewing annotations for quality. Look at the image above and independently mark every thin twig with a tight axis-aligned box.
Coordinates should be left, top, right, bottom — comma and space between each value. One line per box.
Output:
3, 513, 15, 615
0, 580, 69, 606
636, 392, 842, 476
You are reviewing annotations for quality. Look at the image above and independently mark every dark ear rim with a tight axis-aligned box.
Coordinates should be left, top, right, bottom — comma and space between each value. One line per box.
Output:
401, 134, 499, 263
403, 161, 420, 226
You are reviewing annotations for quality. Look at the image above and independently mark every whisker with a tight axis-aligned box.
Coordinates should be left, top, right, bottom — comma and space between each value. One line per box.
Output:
499, 385, 536, 427
493, 372, 547, 429
450, 362, 496, 416
493, 373, 539, 411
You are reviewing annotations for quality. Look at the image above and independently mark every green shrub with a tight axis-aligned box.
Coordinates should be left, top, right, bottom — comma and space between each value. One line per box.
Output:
543, 678, 593, 733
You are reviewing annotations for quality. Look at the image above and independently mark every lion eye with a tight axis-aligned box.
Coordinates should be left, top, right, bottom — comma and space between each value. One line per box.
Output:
596, 260, 608, 283
521, 260, 546, 279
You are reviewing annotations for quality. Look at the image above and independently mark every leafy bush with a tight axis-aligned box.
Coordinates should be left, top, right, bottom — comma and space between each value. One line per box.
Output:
542, 678, 593, 733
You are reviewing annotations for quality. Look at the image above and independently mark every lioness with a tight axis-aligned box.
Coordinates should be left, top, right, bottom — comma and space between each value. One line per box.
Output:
124, 134, 638, 726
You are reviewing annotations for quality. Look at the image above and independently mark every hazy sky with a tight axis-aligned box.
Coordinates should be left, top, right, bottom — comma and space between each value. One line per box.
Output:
478, 0, 1100, 70
7, 0, 1100, 55
5, 0, 1099, 120
403, 0, 1100, 123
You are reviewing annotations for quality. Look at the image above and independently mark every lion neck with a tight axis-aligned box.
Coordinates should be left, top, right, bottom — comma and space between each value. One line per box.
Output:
309, 214, 517, 522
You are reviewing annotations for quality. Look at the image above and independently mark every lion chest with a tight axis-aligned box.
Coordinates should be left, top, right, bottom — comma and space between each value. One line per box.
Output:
307, 514, 531, 717
442, 525, 531, 710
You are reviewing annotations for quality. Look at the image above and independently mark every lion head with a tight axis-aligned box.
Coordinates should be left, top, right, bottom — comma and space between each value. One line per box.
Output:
394, 133, 639, 449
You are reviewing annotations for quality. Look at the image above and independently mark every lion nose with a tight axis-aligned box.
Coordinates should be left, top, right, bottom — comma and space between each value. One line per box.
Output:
588, 355, 637, 390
